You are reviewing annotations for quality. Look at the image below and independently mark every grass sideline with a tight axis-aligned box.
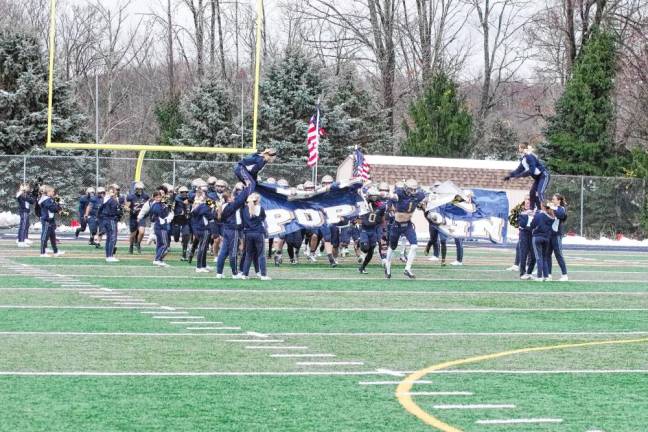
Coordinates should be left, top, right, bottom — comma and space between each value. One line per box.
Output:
0, 238, 647, 431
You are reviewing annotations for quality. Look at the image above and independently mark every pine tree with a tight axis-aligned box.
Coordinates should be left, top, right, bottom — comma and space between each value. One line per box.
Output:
173, 75, 238, 151
154, 95, 183, 146
484, 119, 519, 160
322, 69, 390, 164
259, 50, 323, 163
401, 72, 472, 158
545, 28, 627, 176
0, 31, 88, 154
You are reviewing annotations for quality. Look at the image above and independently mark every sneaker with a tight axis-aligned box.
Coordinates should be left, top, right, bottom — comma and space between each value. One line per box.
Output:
195, 268, 208, 273
213, 257, 218, 263
181, 256, 188, 262
260, 276, 272, 281
158, 262, 170, 268
232, 273, 243, 279
40, 253, 51, 258
535, 277, 545, 282
399, 255, 407, 263
106, 257, 120, 263
25, 240, 33, 245
428, 256, 439, 262
95, 243, 101, 249
559, 275, 569, 281
441, 259, 447, 266
240, 275, 249, 280
308, 254, 317, 263
545, 274, 553, 281
520, 274, 532, 280
54, 251, 66, 257
357, 254, 364, 264
506, 265, 519, 272
384, 267, 391, 279
290, 258, 296, 265
404, 269, 416, 279
358, 267, 368, 274
274, 255, 282, 267
152, 260, 162, 266
329, 260, 338, 268
136, 244, 142, 254
216, 274, 224, 279
450, 261, 463, 266
129, 244, 134, 255
75, 228, 81, 238
16, 242, 26, 248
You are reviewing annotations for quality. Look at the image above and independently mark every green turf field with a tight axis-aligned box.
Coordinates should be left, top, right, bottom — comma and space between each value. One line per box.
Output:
1, 238, 647, 431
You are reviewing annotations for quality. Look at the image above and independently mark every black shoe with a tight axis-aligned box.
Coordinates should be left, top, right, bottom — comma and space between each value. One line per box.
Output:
95, 243, 101, 249
75, 228, 81, 239
274, 255, 282, 267
136, 243, 141, 254
129, 244, 134, 255
424, 245, 430, 256
384, 267, 391, 279
358, 267, 367, 274
404, 269, 416, 279
290, 258, 296, 265
188, 254, 194, 264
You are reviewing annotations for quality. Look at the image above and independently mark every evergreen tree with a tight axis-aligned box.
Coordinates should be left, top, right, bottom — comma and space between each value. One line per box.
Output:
259, 50, 324, 164
154, 95, 183, 146
545, 28, 627, 175
173, 75, 238, 151
483, 119, 519, 160
322, 69, 391, 164
0, 31, 88, 154
401, 72, 472, 158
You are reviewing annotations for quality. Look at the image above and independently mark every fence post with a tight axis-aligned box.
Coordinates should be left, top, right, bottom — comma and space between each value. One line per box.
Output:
172, 160, 176, 186
23, 155, 27, 184
579, 176, 585, 238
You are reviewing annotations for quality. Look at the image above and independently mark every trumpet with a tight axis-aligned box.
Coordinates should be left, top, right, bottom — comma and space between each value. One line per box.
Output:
205, 198, 220, 208
508, 201, 526, 228
53, 196, 71, 217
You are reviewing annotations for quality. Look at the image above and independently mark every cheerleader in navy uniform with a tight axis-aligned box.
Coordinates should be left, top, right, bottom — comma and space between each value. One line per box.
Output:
517, 197, 536, 280
16, 184, 35, 247
240, 193, 270, 280
504, 140, 550, 210
149, 190, 174, 267
235, 148, 277, 186
548, 193, 569, 281
190, 191, 214, 273
530, 203, 556, 281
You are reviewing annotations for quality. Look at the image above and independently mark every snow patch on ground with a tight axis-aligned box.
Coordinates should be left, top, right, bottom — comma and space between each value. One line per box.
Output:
563, 235, 648, 247
0, 212, 20, 228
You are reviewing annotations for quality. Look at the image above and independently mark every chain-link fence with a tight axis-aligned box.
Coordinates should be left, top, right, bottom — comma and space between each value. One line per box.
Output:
1, 154, 646, 238
0, 154, 337, 222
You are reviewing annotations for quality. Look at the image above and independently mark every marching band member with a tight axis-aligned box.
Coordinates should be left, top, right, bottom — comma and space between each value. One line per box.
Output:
85, 186, 105, 248
172, 186, 192, 261
235, 148, 277, 186
190, 190, 214, 272
75, 187, 94, 239
357, 187, 386, 274
530, 202, 556, 281
548, 193, 569, 281
98, 184, 122, 263
504, 139, 551, 210
38, 186, 65, 257
127, 182, 149, 254
384, 179, 427, 279
16, 183, 35, 247
149, 190, 173, 267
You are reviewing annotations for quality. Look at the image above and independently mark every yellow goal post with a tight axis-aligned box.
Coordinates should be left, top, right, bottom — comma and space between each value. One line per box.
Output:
45, 0, 265, 180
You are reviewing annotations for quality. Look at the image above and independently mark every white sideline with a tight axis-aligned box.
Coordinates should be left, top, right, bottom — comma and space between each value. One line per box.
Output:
476, 418, 563, 425
0, 371, 408, 377
0, 331, 248, 337
296, 361, 364, 366
272, 331, 648, 336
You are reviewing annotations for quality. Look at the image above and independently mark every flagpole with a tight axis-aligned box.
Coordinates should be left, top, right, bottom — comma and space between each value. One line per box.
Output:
313, 97, 321, 184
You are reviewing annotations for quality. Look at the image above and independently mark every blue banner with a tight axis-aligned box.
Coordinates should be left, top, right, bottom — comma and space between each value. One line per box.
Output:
430, 189, 509, 243
256, 182, 366, 237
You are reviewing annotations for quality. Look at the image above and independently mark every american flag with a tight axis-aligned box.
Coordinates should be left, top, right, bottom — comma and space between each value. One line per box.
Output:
353, 147, 371, 180
306, 107, 321, 168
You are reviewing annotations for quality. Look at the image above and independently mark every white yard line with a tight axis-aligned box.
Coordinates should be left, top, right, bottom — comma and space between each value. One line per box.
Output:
0, 370, 405, 377
433, 404, 515, 410
169, 321, 223, 325
271, 354, 336, 358
397, 391, 473, 396
185, 327, 241, 330
359, 380, 432, 385
245, 346, 308, 350
226, 339, 284, 343
0, 331, 248, 337
297, 361, 364, 366
152, 316, 205, 320
476, 418, 563, 425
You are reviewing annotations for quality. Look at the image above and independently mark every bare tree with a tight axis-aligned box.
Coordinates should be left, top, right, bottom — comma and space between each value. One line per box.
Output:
465, 0, 531, 154
58, 5, 100, 81
181, 0, 207, 80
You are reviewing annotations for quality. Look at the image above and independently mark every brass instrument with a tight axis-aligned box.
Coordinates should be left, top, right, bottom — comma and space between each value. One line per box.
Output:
508, 201, 525, 228
53, 196, 71, 217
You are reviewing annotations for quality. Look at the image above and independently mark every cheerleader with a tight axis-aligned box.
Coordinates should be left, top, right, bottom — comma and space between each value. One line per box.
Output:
15, 184, 35, 247
149, 190, 173, 267
548, 193, 569, 281
530, 202, 555, 281
235, 148, 277, 186
215, 191, 243, 278
504, 139, 550, 210
98, 185, 122, 263
240, 193, 270, 280
517, 197, 536, 280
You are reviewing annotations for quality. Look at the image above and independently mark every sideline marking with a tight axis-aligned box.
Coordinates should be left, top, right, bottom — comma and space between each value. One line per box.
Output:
433, 404, 514, 410
396, 337, 648, 432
